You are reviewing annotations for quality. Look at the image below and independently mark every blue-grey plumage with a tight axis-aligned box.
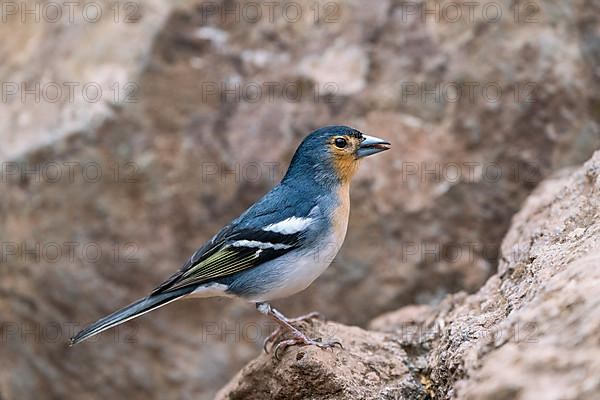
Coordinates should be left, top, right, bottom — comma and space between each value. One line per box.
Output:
219, 199, 335, 301
70, 125, 390, 349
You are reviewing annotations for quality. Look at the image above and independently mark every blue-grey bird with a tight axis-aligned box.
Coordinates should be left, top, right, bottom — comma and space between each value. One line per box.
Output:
70, 125, 391, 357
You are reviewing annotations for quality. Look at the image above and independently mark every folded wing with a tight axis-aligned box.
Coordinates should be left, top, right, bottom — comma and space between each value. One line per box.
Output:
151, 226, 305, 294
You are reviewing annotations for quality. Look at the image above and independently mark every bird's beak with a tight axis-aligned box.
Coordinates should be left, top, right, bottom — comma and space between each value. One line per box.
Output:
357, 135, 391, 158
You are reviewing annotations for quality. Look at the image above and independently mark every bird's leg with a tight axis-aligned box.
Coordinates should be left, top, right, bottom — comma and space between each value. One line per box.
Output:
262, 311, 321, 353
256, 302, 341, 359
257, 303, 321, 353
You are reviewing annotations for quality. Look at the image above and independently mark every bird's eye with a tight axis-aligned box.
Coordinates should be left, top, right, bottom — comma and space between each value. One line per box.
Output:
334, 137, 347, 149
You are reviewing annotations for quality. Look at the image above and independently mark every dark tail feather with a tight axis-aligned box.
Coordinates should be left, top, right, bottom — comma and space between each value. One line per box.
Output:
70, 287, 194, 346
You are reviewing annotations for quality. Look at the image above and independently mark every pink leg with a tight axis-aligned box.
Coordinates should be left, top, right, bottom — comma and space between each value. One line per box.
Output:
256, 303, 342, 359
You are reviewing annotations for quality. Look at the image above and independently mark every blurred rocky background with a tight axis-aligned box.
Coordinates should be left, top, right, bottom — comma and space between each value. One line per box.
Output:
0, 0, 599, 399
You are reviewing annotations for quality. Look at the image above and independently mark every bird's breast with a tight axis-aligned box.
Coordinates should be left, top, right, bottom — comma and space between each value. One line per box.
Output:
329, 182, 351, 247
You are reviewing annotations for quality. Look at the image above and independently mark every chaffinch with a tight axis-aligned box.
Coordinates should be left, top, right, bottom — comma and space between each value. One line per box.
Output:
70, 126, 391, 357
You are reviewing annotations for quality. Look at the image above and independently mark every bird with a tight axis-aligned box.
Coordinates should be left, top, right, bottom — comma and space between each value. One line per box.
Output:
70, 125, 391, 358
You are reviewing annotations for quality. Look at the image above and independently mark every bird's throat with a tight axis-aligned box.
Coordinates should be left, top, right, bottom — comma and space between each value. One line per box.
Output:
331, 156, 360, 184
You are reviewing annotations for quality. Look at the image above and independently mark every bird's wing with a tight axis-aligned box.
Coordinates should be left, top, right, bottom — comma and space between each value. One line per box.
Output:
151, 187, 322, 295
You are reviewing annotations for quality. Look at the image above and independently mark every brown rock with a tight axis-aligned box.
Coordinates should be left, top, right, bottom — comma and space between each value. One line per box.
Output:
215, 322, 418, 400
441, 152, 600, 399
368, 304, 435, 334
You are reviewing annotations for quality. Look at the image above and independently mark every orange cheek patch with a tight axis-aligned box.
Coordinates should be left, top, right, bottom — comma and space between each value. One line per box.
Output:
331, 153, 360, 183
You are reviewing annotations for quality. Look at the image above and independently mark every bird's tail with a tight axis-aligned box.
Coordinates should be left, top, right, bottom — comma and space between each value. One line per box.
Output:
70, 287, 194, 346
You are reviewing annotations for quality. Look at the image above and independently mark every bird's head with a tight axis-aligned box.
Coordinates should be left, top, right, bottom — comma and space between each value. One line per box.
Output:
283, 126, 391, 187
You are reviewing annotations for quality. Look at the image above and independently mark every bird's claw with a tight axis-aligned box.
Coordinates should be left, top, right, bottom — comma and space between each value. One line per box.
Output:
273, 335, 343, 360
263, 311, 324, 354
263, 327, 282, 353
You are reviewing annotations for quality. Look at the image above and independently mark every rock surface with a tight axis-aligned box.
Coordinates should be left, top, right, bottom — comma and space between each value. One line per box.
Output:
1, 0, 600, 399
216, 322, 418, 400
0, 0, 171, 160
218, 151, 600, 399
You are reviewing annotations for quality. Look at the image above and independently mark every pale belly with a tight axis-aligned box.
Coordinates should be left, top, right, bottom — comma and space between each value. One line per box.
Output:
218, 220, 349, 302
251, 232, 344, 301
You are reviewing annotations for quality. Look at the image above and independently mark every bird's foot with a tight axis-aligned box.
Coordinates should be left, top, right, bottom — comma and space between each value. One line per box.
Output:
256, 302, 341, 357
262, 311, 323, 353
272, 331, 343, 360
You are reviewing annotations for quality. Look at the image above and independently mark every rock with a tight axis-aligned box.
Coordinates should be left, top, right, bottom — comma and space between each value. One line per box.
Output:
215, 322, 418, 400
433, 152, 600, 399
298, 41, 369, 95
218, 151, 600, 399
0, 0, 172, 161
368, 304, 435, 334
